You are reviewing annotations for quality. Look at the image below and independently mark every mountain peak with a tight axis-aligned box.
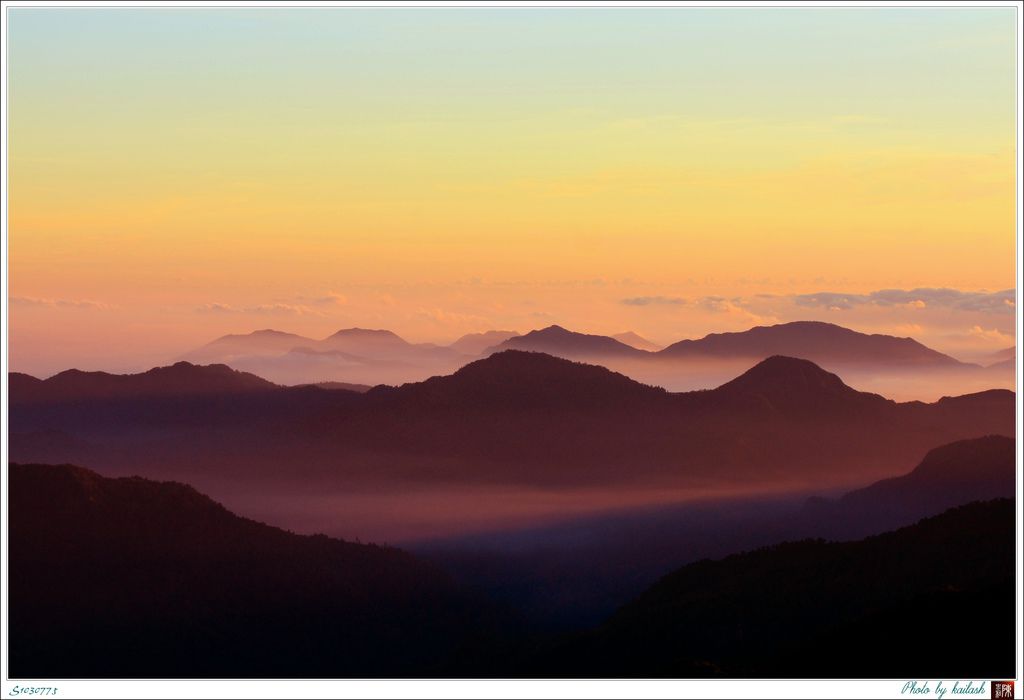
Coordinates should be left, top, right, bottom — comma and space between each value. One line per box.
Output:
327, 327, 404, 339
371, 350, 663, 408
492, 326, 646, 359
723, 354, 844, 383
714, 355, 886, 413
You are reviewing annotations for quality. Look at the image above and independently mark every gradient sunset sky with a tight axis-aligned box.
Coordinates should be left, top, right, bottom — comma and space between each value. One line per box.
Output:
7, 7, 1017, 375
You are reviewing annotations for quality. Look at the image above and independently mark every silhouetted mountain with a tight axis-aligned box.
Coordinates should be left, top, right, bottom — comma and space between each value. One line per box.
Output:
8, 372, 43, 395
9, 361, 277, 404
713, 355, 889, 415
8, 462, 512, 678
369, 350, 664, 410
488, 325, 647, 360
659, 320, 966, 367
180, 328, 315, 363
449, 330, 520, 355
10, 352, 1012, 495
533, 500, 1014, 678
803, 435, 1014, 538
612, 331, 662, 352
295, 380, 374, 392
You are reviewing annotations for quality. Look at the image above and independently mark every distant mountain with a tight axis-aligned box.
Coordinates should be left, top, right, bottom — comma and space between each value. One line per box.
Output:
488, 325, 647, 360
449, 330, 520, 356
987, 358, 1015, 372
10, 351, 1013, 492
988, 345, 1016, 363
178, 327, 468, 386
319, 327, 412, 353
9, 361, 277, 404
8, 462, 508, 678
612, 331, 662, 352
535, 500, 1015, 678
659, 320, 966, 367
983, 345, 1015, 371
181, 328, 316, 363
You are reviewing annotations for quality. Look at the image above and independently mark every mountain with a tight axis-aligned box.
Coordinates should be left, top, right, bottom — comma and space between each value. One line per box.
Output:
319, 327, 412, 353
612, 331, 662, 352
10, 352, 1014, 494
8, 462, 509, 678
534, 500, 1015, 678
984, 345, 1015, 371
178, 327, 469, 386
180, 328, 315, 363
802, 435, 1015, 537
8, 361, 277, 404
449, 330, 520, 356
487, 325, 648, 360
988, 345, 1016, 363
659, 320, 966, 367
712, 354, 889, 415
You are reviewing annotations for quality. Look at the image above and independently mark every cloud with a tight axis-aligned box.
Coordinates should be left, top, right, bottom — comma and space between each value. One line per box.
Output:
413, 307, 490, 326
794, 288, 1014, 314
11, 296, 113, 310
693, 296, 778, 327
295, 292, 347, 306
195, 302, 320, 316
968, 325, 1015, 345
621, 296, 686, 306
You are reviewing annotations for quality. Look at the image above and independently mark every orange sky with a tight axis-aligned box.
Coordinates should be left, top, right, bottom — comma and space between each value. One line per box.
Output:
6, 8, 1018, 375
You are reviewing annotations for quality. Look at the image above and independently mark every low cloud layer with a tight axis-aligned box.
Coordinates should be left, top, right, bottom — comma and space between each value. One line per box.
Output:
196, 302, 320, 316
794, 288, 1014, 314
621, 296, 686, 306
11, 296, 113, 310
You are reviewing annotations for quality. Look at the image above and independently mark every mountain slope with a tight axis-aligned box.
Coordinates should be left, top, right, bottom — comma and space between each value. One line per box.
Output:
660, 320, 965, 367
802, 435, 1015, 538
8, 462, 508, 678
535, 500, 1015, 678
612, 331, 662, 352
449, 330, 520, 355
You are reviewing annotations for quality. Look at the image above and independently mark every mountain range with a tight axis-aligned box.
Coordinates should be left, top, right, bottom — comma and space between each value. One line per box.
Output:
8, 351, 1014, 500
163, 320, 1012, 391
483, 320, 971, 367
9, 361, 277, 403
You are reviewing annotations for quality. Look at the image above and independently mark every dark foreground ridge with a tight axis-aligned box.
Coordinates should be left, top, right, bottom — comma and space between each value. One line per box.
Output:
529, 499, 1015, 678
8, 460, 1016, 679
8, 463, 514, 678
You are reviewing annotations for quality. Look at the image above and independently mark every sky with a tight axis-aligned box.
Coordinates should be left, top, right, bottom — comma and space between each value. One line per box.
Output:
6, 7, 1018, 376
